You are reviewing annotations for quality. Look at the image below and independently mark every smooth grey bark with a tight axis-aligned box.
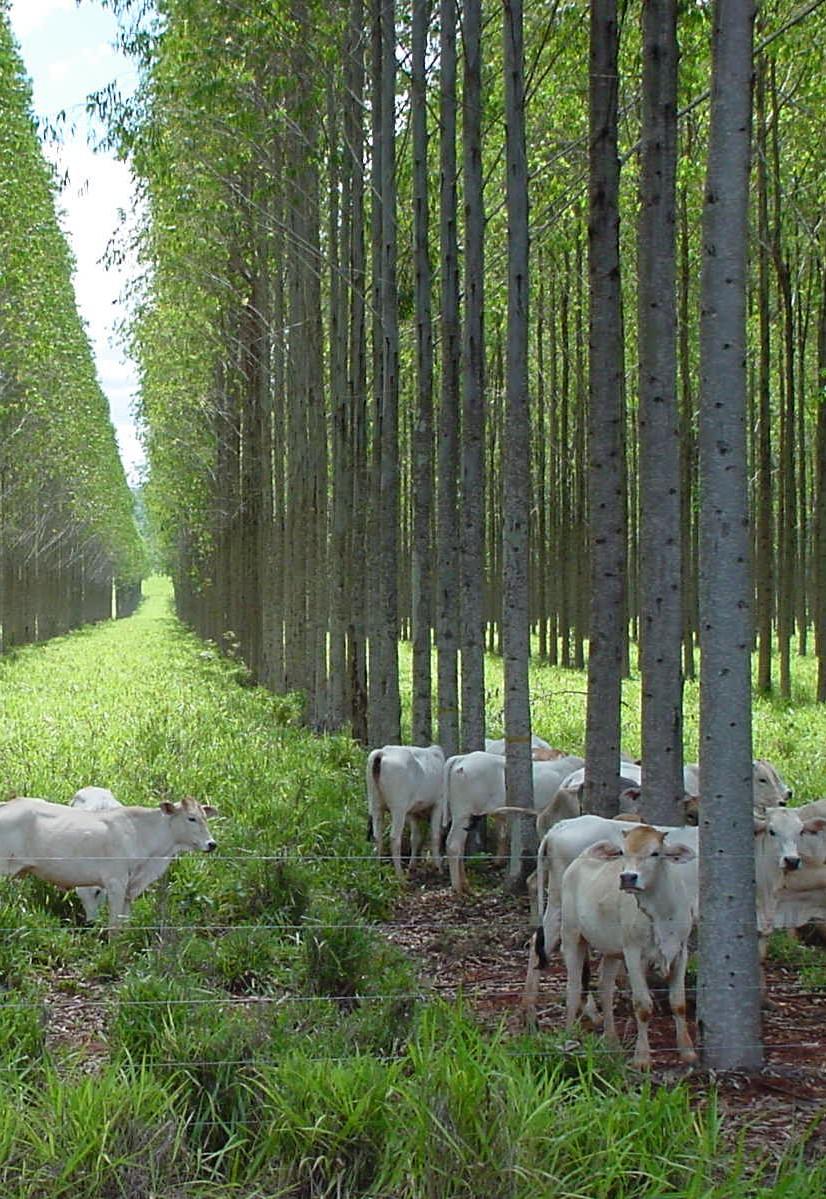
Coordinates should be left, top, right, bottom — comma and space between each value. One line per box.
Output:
460, 0, 486, 753
411, 0, 435, 746
377, 0, 401, 741
816, 269, 826, 702
584, 0, 625, 817
345, 0, 369, 742
637, 0, 684, 826
770, 62, 795, 700
367, 0, 387, 746
696, 0, 763, 1071
437, 0, 461, 757
502, 0, 534, 882
755, 57, 773, 695
328, 83, 348, 729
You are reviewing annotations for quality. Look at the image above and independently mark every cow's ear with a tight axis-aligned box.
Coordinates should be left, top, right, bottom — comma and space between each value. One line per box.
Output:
802, 817, 826, 835
753, 815, 767, 835
202, 805, 218, 818
587, 840, 622, 861
664, 843, 696, 864
159, 800, 176, 814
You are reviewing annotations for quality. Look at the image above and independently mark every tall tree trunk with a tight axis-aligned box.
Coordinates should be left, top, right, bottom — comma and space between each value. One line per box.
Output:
377, 0, 401, 741
461, 0, 486, 753
437, 0, 461, 757
411, 0, 435, 746
754, 56, 773, 694
697, 0, 763, 1071
637, 0, 683, 825
346, 0, 369, 742
502, 0, 534, 883
584, 0, 625, 816
816, 266, 826, 702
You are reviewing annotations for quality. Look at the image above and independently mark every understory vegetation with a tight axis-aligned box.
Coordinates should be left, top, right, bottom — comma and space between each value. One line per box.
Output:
1, 579, 825, 1196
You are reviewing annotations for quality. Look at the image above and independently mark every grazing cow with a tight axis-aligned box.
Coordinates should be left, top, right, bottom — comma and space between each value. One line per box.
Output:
560, 825, 697, 1069
0, 796, 217, 933
439, 752, 583, 893
682, 759, 792, 816
69, 786, 123, 920
366, 744, 445, 878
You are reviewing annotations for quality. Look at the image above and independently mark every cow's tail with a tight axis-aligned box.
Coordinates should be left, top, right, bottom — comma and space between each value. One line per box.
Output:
366, 750, 384, 842
535, 830, 550, 928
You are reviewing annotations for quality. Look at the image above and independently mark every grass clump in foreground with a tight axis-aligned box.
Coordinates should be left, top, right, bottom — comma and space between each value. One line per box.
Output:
0, 577, 824, 1195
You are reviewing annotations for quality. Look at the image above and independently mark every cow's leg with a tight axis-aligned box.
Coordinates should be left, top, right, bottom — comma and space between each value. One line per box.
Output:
409, 816, 425, 869
105, 878, 129, 937
667, 947, 696, 1064
446, 820, 469, 893
493, 815, 509, 863
622, 946, 654, 1070
521, 930, 543, 1027
372, 805, 386, 866
595, 955, 622, 1040
429, 803, 443, 872
562, 931, 588, 1030
389, 810, 407, 879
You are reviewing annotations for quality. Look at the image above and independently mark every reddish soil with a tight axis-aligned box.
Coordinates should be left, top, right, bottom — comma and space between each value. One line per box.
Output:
379, 864, 826, 1158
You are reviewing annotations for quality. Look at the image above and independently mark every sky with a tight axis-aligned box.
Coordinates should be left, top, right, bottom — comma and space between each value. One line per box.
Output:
8, 0, 145, 485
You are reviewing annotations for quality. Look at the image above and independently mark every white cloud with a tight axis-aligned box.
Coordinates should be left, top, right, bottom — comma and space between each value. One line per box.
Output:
9, 0, 73, 40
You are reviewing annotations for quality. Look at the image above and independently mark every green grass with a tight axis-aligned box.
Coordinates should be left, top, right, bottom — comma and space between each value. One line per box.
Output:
0, 576, 824, 1195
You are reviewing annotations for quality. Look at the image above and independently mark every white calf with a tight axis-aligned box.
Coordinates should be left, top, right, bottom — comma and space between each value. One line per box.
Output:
561, 825, 697, 1069
366, 744, 445, 878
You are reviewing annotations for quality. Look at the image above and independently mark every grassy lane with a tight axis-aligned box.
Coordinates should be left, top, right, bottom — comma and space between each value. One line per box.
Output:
0, 580, 823, 1197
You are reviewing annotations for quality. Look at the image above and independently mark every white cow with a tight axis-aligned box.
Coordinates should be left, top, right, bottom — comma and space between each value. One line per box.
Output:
682, 759, 792, 816
0, 796, 217, 933
523, 805, 814, 1021
439, 752, 586, 892
366, 744, 445, 878
560, 824, 697, 1069
484, 735, 553, 755
69, 786, 123, 920
759, 802, 826, 936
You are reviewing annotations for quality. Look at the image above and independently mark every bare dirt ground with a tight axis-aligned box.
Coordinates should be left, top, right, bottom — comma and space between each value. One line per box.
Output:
378, 864, 826, 1163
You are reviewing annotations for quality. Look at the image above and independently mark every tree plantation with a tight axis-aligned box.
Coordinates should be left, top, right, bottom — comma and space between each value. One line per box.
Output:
2, 0, 826, 1191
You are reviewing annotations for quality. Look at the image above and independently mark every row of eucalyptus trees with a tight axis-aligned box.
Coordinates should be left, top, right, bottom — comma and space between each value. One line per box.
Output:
113, 0, 826, 736
112, 0, 824, 1067
0, 16, 144, 649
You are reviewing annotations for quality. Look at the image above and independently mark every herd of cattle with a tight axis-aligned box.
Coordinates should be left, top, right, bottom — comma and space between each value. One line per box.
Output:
5, 740, 826, 1070
367, 738, 826, 1067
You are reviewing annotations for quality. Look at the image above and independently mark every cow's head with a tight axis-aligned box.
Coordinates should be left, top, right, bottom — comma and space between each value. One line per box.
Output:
160, 796, 218, 852
753, 759, 792, 809
754, 806, 803, 873
588, 825, 695, 893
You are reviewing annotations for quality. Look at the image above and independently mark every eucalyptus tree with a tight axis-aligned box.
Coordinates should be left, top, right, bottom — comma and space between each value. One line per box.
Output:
460, 0, 486, 754
637, 0, 684, 826
410, 0, 435, 745
437, 0, 461, 757
696, 0, 763, 1070
583, 0, 625, 817
502, 0, 534, 881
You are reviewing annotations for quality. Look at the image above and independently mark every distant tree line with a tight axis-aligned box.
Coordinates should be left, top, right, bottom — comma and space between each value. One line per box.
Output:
0, 16, 144, 648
